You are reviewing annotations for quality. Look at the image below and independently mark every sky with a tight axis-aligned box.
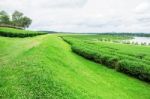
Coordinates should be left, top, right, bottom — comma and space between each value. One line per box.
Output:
1, 0, 150, 33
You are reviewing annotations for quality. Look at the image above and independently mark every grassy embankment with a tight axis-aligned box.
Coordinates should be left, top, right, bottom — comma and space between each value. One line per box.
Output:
0, 30, 150, 98
62, 35, 150, 82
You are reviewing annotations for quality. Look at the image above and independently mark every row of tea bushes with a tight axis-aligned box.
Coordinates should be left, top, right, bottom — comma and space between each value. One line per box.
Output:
0, 27, 47, 37
62, 36, 150, 82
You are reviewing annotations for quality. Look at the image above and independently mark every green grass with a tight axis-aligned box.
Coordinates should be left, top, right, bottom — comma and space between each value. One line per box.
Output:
62, 35, 150, 82
0, 27, 47, 37
0, 34, 150, 98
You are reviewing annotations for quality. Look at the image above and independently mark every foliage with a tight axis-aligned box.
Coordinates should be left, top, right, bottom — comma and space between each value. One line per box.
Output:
0, 10, 32, 29
0, 27, 47, 37
0, 10, 10, 24
19, 16, 32, 28
62, 35, 150, 82
12, 11, 32, 28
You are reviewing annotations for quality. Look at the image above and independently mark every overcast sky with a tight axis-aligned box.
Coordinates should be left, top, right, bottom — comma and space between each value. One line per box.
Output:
1, 0, 150, 32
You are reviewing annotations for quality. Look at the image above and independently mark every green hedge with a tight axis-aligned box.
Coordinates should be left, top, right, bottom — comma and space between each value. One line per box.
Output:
62, 36, 150, 82
72, 45, 150, 82
0, 27, 47, 37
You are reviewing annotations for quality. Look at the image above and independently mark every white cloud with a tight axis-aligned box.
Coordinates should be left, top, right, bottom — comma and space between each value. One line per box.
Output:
1, 0, 150, 32
135, 2, 150, 13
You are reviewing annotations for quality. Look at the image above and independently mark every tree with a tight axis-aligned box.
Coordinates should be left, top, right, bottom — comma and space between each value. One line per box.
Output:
20, 16, 32, 28
12, 11, 23, 26
12, 10, 32, 28
0, 10, 32, 29
0, 10, 10, 24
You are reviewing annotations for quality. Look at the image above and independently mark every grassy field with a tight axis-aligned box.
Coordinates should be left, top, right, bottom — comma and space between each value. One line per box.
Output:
0, 27, 47, 37
0, 33, 150, 98
62, 35, 150, 82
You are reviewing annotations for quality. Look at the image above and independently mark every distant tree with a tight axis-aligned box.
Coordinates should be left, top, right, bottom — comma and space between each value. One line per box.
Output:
12, 11, 23, 26
12, 10, 32, 28
20, 16, 32, 28
0, 10, 32, 29
0, 10, 10, 24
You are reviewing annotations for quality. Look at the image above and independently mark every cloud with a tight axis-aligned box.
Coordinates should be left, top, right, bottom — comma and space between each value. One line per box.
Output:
1, 0, 150, 33
135, 2, 150, 13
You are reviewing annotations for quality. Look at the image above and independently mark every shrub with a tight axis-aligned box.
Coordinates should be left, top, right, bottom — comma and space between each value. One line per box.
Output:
62, 36, 150, 82
0, 27, 47, 37
118, 60, 150, 81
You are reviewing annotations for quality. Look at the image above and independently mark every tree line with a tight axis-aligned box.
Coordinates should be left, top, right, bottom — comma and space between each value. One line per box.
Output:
0, 10, 32, 29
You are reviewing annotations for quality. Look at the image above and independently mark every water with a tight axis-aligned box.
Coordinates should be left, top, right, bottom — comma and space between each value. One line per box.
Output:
130, 37, 150, 43
122, 37, 150, 45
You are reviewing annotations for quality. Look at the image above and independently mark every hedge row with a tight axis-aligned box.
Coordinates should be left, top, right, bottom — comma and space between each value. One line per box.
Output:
0, 27, 47, 37
63, 37, 150, 82
0, 31, 46, 37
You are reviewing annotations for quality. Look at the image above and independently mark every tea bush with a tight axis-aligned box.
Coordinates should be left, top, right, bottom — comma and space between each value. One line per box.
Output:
0, 27, 47, 37
62, 35, 150, 82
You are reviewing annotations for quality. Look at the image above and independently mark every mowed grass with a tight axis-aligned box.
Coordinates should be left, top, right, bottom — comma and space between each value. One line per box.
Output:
0, 34, 150, 98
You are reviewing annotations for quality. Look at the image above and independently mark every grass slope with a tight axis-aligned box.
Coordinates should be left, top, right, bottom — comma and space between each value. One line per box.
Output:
0, 35, 150, 98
